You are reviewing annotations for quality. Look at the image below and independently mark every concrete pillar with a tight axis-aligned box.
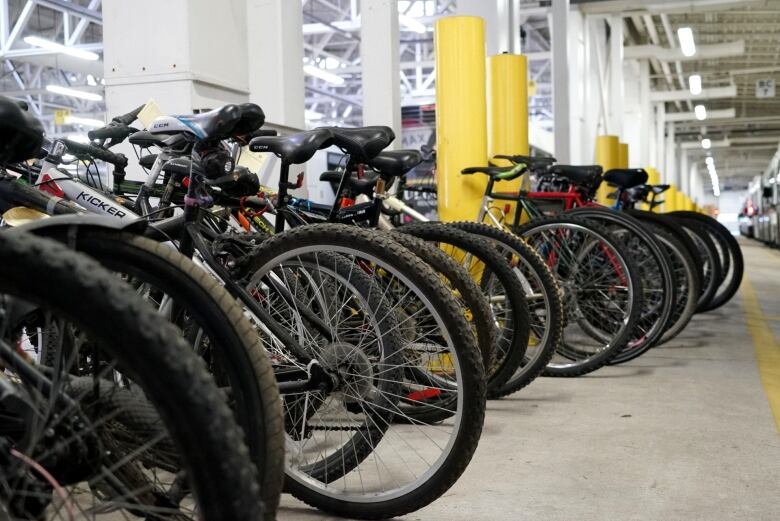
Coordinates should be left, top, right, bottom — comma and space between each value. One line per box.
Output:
639, 60, 651, 167
607, 14, 623, 138
664, 123, 676, 185
680, 150, 689, 194
361, 0, 401, 145
246, 0, 305, 128
103, 0, 249, 181
568, 9, 587, 164
551, 0, 571, 163
457, 0, 509, 55
655, 103, 666, 177
621, 59, 641, 167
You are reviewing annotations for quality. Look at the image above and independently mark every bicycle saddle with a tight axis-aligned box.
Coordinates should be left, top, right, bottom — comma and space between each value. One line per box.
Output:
494, 154, 556, 170
129, 130, 170, 149
161, 157, 205, 178
625, 184, 650, 202
204, 165, 260, 197
0, 96, 44, 164
602, 168, 648, 189
149, 105, 241, 141
548, 165, 603, 185
139, 153, 158, 169
249, 128, 332, 165
230, 103, 265, 137
650, 184, 671, 194
461, 165, 521, 181
322, 126, 395, 160
319, 171, 378, 196
367, 149, 423, 178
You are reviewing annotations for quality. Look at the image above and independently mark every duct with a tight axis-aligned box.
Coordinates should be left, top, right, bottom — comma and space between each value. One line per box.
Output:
650, 84, 737, 102
666, 108, 736, 122
624, 40, 745, 62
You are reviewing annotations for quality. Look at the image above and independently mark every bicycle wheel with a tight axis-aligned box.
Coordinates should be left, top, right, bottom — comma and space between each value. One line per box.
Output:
243, 224, 485, 519
671, 211, 743, 311
397, 222, 531, 394
21, 225, 285, 520
563, 208, 675, 364
0, 231, 262, 520
626, 210, 700, 345
669, 216, 722, 311
447, 221, 563, 397
513, 216, 643, 376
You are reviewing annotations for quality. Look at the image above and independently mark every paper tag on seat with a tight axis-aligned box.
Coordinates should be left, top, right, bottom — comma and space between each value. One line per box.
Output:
138, 99, 163, 129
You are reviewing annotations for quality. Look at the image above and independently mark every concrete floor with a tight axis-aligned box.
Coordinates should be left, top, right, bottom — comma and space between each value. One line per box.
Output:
278, 238, 780, 521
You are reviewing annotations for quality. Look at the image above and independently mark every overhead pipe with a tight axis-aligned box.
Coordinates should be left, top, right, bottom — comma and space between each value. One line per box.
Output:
624, 40, 745, 62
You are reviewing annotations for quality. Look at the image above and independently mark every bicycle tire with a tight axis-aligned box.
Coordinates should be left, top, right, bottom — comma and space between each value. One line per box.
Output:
0, 230, 262, 520
513, 216, 643, 376
244, 224, 486, 519
397, 222, 531, 395
22, 226, 285, 520
670, 211, 743, 311
446, 221, 563, 397
669, 216, 722, 311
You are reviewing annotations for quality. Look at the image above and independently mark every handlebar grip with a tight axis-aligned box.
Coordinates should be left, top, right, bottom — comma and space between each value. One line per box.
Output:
243, 195, 268, 209
111, 104, 145, 126
62, 138, 129, 169
0, 176, 80, 215
87, 124, 133, 141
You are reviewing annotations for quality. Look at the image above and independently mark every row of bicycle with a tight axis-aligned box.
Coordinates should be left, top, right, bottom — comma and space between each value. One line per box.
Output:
0, 96, 741, 520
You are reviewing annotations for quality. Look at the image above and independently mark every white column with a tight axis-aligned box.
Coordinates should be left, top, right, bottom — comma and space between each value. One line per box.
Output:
551, 0, 570, 163
680, 150, 689, 193
457, 0, 509, 55
567, 8, 586, 164
655, 103, 665, 175
607, 14, 623, 138
103, 0, 249, 181
361, 0, 401, 144
622, 59, 641, 167
639, 60, 651, 167
664, 122, 676, 185
246, 0, 305, 128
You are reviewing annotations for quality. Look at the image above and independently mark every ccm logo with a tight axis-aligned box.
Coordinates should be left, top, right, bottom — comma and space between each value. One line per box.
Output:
76, 192, 127, 218
153, 122, 170, 129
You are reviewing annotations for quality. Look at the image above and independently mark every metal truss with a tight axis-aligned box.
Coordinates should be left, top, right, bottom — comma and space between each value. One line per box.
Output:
0, 0, 103, 135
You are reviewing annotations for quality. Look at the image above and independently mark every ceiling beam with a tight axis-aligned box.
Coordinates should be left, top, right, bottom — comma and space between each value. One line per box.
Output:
650, 84, 737, 102
667, 108, 736, 122
624, 40, 745, 62
35, 0, 102, 25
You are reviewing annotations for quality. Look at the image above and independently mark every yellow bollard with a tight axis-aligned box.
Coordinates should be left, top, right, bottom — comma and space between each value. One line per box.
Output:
676, 190, 686, 213
489, 53, 528, 222
665, 184, 678, 212
618, 142, 629, 168
435, 16, 488, 222
595, 135, 620, 204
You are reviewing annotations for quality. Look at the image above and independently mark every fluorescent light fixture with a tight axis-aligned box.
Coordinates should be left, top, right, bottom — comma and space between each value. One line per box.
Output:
65, 134, 90, 143
86, 74, 97, 86
705, 156, 715, 166
677, 27, 696, 57
689, 74, 702, 95
701, 138, 711, 149
694, 104, 707, 120
304, 109, 325, 121
24, 36, 99, 61
65, 115, 105, 128
303, 64, 345, 86
46, 84, 103, 101
399, 14, 427, 34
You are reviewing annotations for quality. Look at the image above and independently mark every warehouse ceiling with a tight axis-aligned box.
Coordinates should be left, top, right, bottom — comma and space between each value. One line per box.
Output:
2, 0, 779, 190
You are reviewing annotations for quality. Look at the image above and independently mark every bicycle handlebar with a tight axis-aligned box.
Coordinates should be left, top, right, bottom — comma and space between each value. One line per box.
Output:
62, 138, 129, 169
87, 124, 135, 141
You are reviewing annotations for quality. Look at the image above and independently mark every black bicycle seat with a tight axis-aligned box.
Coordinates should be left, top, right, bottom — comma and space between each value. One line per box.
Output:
139, 153, 159, 169
230, 103, 265, 137
0, 95, 44, 163
150, 105, 241, 140
650, 184, 670, 194
603, 168, 648, 189
494, 154, 556, 170
129, 130, 169, 149
322, 126, 395, 160
625, 184, 650, 202
161, 157, 204, 178
367, 149, 422, 178
249, 128, 333, 164
548, 165, 603, 186
319, 171, 378, 196
204, 166, 260, 197
461, 165, 517, 179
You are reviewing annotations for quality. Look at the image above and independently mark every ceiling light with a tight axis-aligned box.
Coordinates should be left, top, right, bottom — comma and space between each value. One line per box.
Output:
303, 64, 345, 86
305, 109, 325, 121
705, 156, 714, 166
399, 15, 427, 34
677, 27, 696, 57
694, 105, 707, 120
65, 115, 105, 128
689, 74, 702, 95
86, 74, 97, 86
701, 138, 711, 149
24, 36, 99, 61
46, 84, 103, 101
